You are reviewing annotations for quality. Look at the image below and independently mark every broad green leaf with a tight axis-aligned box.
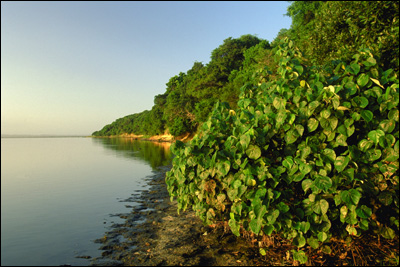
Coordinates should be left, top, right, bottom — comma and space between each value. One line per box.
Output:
349, 63, 360, 75
351, 112, 361, 121
254, 204, 267, 218
277, 202, 290, 213
368, 130, 385, 144
217, 161, 231, 176
295, 65, 304, 75
340, 189, 361, 205
259, 248, 267, 256
382, 147, 399, 162
357, 73, 370, 87
293, 234, 306, 248
342, 168, 355, 181
359, 219, 369, 230
293, 172, 305, 182
344, 81, 357, 95
308, 101, 320, 113
380, 226, 395, 239
356, 205, 372, 219
282, 157, 294, 170
246, 145, 262, 160
292, 249, 308, 264
263, 225, 274, 235
321, 109, 331, 119
307, 118, 319, 132
250, 219, 262, 234
300, 146, 312, 159
314, 176, 332, 191
228, 217, 240, 236
379, 119, 396, 133
329, 117, 339, 131
300, 221, 310, 233
344, 118, 354, 128
319, 118, 331, 130
337, 124, 347, 136
299, 163, 312, 175
365, 148, 382, 161
334, 156, 350, 172
318, 232, 328, 242
347, 125, 355, 137
332, 95, 340, 109
288, 113, 296, 125
363, 57, 377, 67
323, 148, 336, 163
273, 97, 286, 110
353, 96, 369, 108
227, 188, 238, 201
358, 139, 374, 152
302, 179, 313, 193
361, 110, 373, 122
266, 209, 280, 224
276, 111, 287, 129
320, 199, 329, 215
336, 134, 348, 147
295, 124, 304, 136
240, 134, 251, 150
388, 109, 399, 122
285, 129, 299, 144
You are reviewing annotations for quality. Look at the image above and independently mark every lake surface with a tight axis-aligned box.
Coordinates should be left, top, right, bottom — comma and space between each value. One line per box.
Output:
1, 137, 172, 266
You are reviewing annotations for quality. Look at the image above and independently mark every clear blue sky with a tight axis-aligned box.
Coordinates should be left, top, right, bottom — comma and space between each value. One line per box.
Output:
1, 1, 292, 135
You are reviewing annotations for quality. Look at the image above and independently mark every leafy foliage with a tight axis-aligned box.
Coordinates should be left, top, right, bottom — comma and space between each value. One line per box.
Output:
166, 37, 399, 262
285, 1, 399, 73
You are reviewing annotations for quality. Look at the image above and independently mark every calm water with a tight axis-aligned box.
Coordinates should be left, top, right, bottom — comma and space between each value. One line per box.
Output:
1, 137, 172, 266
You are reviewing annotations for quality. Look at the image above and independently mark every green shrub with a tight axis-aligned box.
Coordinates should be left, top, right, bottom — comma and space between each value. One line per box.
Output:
166, 37, 399, 262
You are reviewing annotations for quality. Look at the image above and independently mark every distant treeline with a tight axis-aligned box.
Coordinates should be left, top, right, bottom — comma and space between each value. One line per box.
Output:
92, 1, 399, 137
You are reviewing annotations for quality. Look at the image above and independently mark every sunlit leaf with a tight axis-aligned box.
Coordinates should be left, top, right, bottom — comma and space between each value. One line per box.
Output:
246, 145, 262, 160
314, 176, 332, 191
302, 179, 313, 193
357, 73, 370, 87
356, 205, 372, 219
340, 189, 361, 205
318, 231, 328, 242
320, 199, 329, 215
361, 110, 373, 122
307, 118, 319, 132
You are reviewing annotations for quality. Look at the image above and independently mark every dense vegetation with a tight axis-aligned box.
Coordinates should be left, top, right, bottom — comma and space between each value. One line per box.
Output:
93, 1, 399, 264
166, 37, 399, 264
163, 1, 398, 265
92, 1, 398, 138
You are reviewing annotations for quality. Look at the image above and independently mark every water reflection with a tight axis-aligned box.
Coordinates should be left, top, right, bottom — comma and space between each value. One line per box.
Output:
91, 138, 173, 169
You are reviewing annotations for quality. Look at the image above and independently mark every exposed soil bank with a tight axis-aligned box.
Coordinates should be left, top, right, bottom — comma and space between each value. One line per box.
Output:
91, 132, 195, 143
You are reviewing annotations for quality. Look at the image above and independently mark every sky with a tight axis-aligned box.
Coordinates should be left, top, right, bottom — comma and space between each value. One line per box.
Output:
1, 1, 292, 136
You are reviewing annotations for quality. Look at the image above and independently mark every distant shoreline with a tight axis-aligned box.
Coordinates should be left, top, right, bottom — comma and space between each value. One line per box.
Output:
90, 132, 195, 143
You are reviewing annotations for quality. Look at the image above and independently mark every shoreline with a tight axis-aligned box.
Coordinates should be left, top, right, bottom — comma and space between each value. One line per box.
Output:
88, 165, 266, 266
88, 150, 399, 266
90, 132, 195, 143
